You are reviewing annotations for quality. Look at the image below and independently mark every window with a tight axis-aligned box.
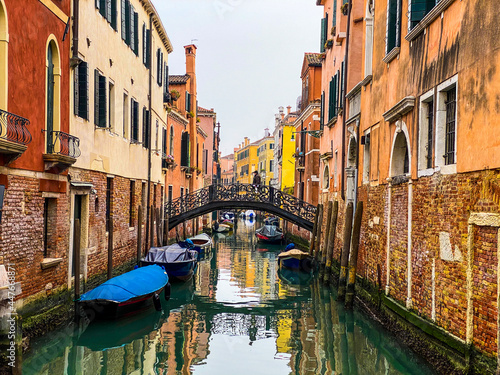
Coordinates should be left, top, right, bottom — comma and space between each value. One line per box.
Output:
185, 91, 191, 112
181, 132, 190, 167
142, 106, 150, 148
409, 0, 437, 30
163, 63, 169, 97
323, 165, 330, 190
74, 62, 89, 120
363, 132, 371, 183
123, 93, 129, 138
96, 0, 117, 30
129, 180, 135, 227
444, 89, 456, 165
270, 143, 274, 150
332, 0, 337, 28
435, 76, 457, 173
334, 150, 338, 187
169, 125, 174, 155
155, 120, 159, 151
269, 160, 274, 172
108, 81, 115, 129
131, 98, 139, 142
142, 24, 151, 68
391, 129, 409, 177
168, 185, 173, 202
386, 0, 401, 54
106, 177, 113, 232
94, 70, 107, 127
320, 13, 328, 53
328, 74, 338, 121
157, 49, 164, 86
365, 0, 374, 78
320, 91, 325, 130
43, 198, 57, 257
120, 0, 137, 53
46, 39, 61, 153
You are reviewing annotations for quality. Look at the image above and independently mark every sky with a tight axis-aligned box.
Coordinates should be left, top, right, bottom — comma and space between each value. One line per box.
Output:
152, 0, 323, 156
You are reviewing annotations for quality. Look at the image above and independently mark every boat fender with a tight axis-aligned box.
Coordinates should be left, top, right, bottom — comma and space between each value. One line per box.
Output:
285, 243, 295, 251
153, 293, 162, 311
164, 282, 171, 301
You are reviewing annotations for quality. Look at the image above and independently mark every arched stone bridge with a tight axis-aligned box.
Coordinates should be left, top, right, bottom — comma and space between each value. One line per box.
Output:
165, 183, 317, 231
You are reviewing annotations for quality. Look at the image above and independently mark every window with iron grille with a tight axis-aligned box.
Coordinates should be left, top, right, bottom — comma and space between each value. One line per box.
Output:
426, 100, 434, 169
444, 88, 456, 165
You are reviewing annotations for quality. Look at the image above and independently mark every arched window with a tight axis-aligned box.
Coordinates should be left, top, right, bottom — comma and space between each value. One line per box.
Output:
364, 0, 374, 79
45, 37, 61, 153
0, 0, 8, 110
391, 130, 410, 177
323, 164, 330, 190
169, 125, 174, 155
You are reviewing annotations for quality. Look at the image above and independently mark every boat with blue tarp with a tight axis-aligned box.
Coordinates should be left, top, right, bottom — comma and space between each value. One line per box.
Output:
78, 265, 170, 319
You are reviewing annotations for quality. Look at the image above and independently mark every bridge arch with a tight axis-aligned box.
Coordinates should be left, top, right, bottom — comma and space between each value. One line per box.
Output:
165, 183, 317, 232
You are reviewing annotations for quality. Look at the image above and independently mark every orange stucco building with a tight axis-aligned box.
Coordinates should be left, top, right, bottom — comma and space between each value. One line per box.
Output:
312, 0, 500, 371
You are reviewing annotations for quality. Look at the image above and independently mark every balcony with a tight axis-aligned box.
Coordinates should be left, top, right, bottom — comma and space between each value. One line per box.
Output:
0, 108, 32, 165
162, 153, 177, 171
43, 130, 81, 173
296, 155, 305, 171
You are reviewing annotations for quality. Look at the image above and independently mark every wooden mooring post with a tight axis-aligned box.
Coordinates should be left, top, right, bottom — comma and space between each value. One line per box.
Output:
156, 208, 161, 246
321, 201, 333, 269
150, 206, 154, 248
73, 219, 81, 323
309, 204, 321, 255
137, 206, 143, 263
345, 201, 364, 309
323, 200, 339, 284
163, 215, 169, 246
313, 204, 324, 259
338, 202, 353, 301
107, 216, 114, 280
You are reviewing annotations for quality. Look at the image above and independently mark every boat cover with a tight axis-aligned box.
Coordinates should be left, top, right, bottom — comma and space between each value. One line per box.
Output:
257, 225, 283, 237
278, 249, 310, 259
79, 265, 168, 303
144, 244, 196, 263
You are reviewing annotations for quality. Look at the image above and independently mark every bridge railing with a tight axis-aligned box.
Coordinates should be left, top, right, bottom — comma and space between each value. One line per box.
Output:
164, 183, 316, 223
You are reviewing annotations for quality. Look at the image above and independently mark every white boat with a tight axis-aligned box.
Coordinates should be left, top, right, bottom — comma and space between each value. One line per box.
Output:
187, 233, 212, 251
212, 222, 231, 233
244, 210, 256, 219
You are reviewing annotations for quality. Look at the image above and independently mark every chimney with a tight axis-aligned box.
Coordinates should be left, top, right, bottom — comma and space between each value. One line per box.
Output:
184, 44, 197, 75
287, 106, 291, 115
264, 128, 270, 137
244, 137, 250, 147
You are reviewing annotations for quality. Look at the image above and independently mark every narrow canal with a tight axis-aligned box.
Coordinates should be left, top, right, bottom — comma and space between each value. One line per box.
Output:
23, 218, 436, 374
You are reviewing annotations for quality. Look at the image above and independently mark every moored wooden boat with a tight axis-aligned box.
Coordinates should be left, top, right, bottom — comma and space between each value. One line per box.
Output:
141, 244, 198, 282
78, 265, 169, 320
255, 224, 284, 243
278, 245, 316, 273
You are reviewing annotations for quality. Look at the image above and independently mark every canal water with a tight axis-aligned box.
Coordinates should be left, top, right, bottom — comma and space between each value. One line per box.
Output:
23, 218, 436, 374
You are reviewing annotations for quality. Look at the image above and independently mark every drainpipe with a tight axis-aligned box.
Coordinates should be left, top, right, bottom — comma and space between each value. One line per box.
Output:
145, 14, 153, 250
72, 0, 79, 58
341, 0, 352, 201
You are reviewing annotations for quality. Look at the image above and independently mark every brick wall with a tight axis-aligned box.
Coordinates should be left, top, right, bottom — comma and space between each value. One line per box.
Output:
0, 175, 69, 300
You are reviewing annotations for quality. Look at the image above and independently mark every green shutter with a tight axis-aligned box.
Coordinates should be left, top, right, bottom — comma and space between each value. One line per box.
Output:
181, 132, 188, 167
77, 62, 89, 120
410, 0, 435, 30
134, 12, 139, 55
387, 0, 398, 53
94, 69, 99, 126
98, 75, 107, 127
129, 4, 134, 49
146, 30, 151, 68
332, 0, 337, 27
111, 0, 117, 30
143, 24, 147, 65
320, 92, 324, 130
74, 65, 79, 116
121, 0, 126, 41
320, 17, 326, 52
99, 0, 106, 18
106, 0, 112, 23
340, 62, 344, 109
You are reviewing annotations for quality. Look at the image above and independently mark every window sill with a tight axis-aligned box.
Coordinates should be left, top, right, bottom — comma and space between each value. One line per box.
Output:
40, 258, 63, 270
326, 116, 338, 127
382, 47, 400, 64
405, 0, 455, 42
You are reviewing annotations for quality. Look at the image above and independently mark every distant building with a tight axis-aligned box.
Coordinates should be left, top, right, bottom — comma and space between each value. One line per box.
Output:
256, 130, 274, 186
220, 154, 235, 185
273, 106, 297, 193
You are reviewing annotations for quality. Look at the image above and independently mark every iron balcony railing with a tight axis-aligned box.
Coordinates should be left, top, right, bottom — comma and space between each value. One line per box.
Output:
0, 108, 32, 146
44, 130, 81, 158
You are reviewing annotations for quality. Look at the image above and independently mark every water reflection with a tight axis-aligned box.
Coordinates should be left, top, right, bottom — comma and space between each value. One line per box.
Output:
24, 218, 435, 375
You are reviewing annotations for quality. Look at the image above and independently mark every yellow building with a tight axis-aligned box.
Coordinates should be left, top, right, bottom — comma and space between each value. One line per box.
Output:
273, 107, 297, 194
235, 137, 258, 184
68, 0, 172, 280
256, 132, 274, 186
